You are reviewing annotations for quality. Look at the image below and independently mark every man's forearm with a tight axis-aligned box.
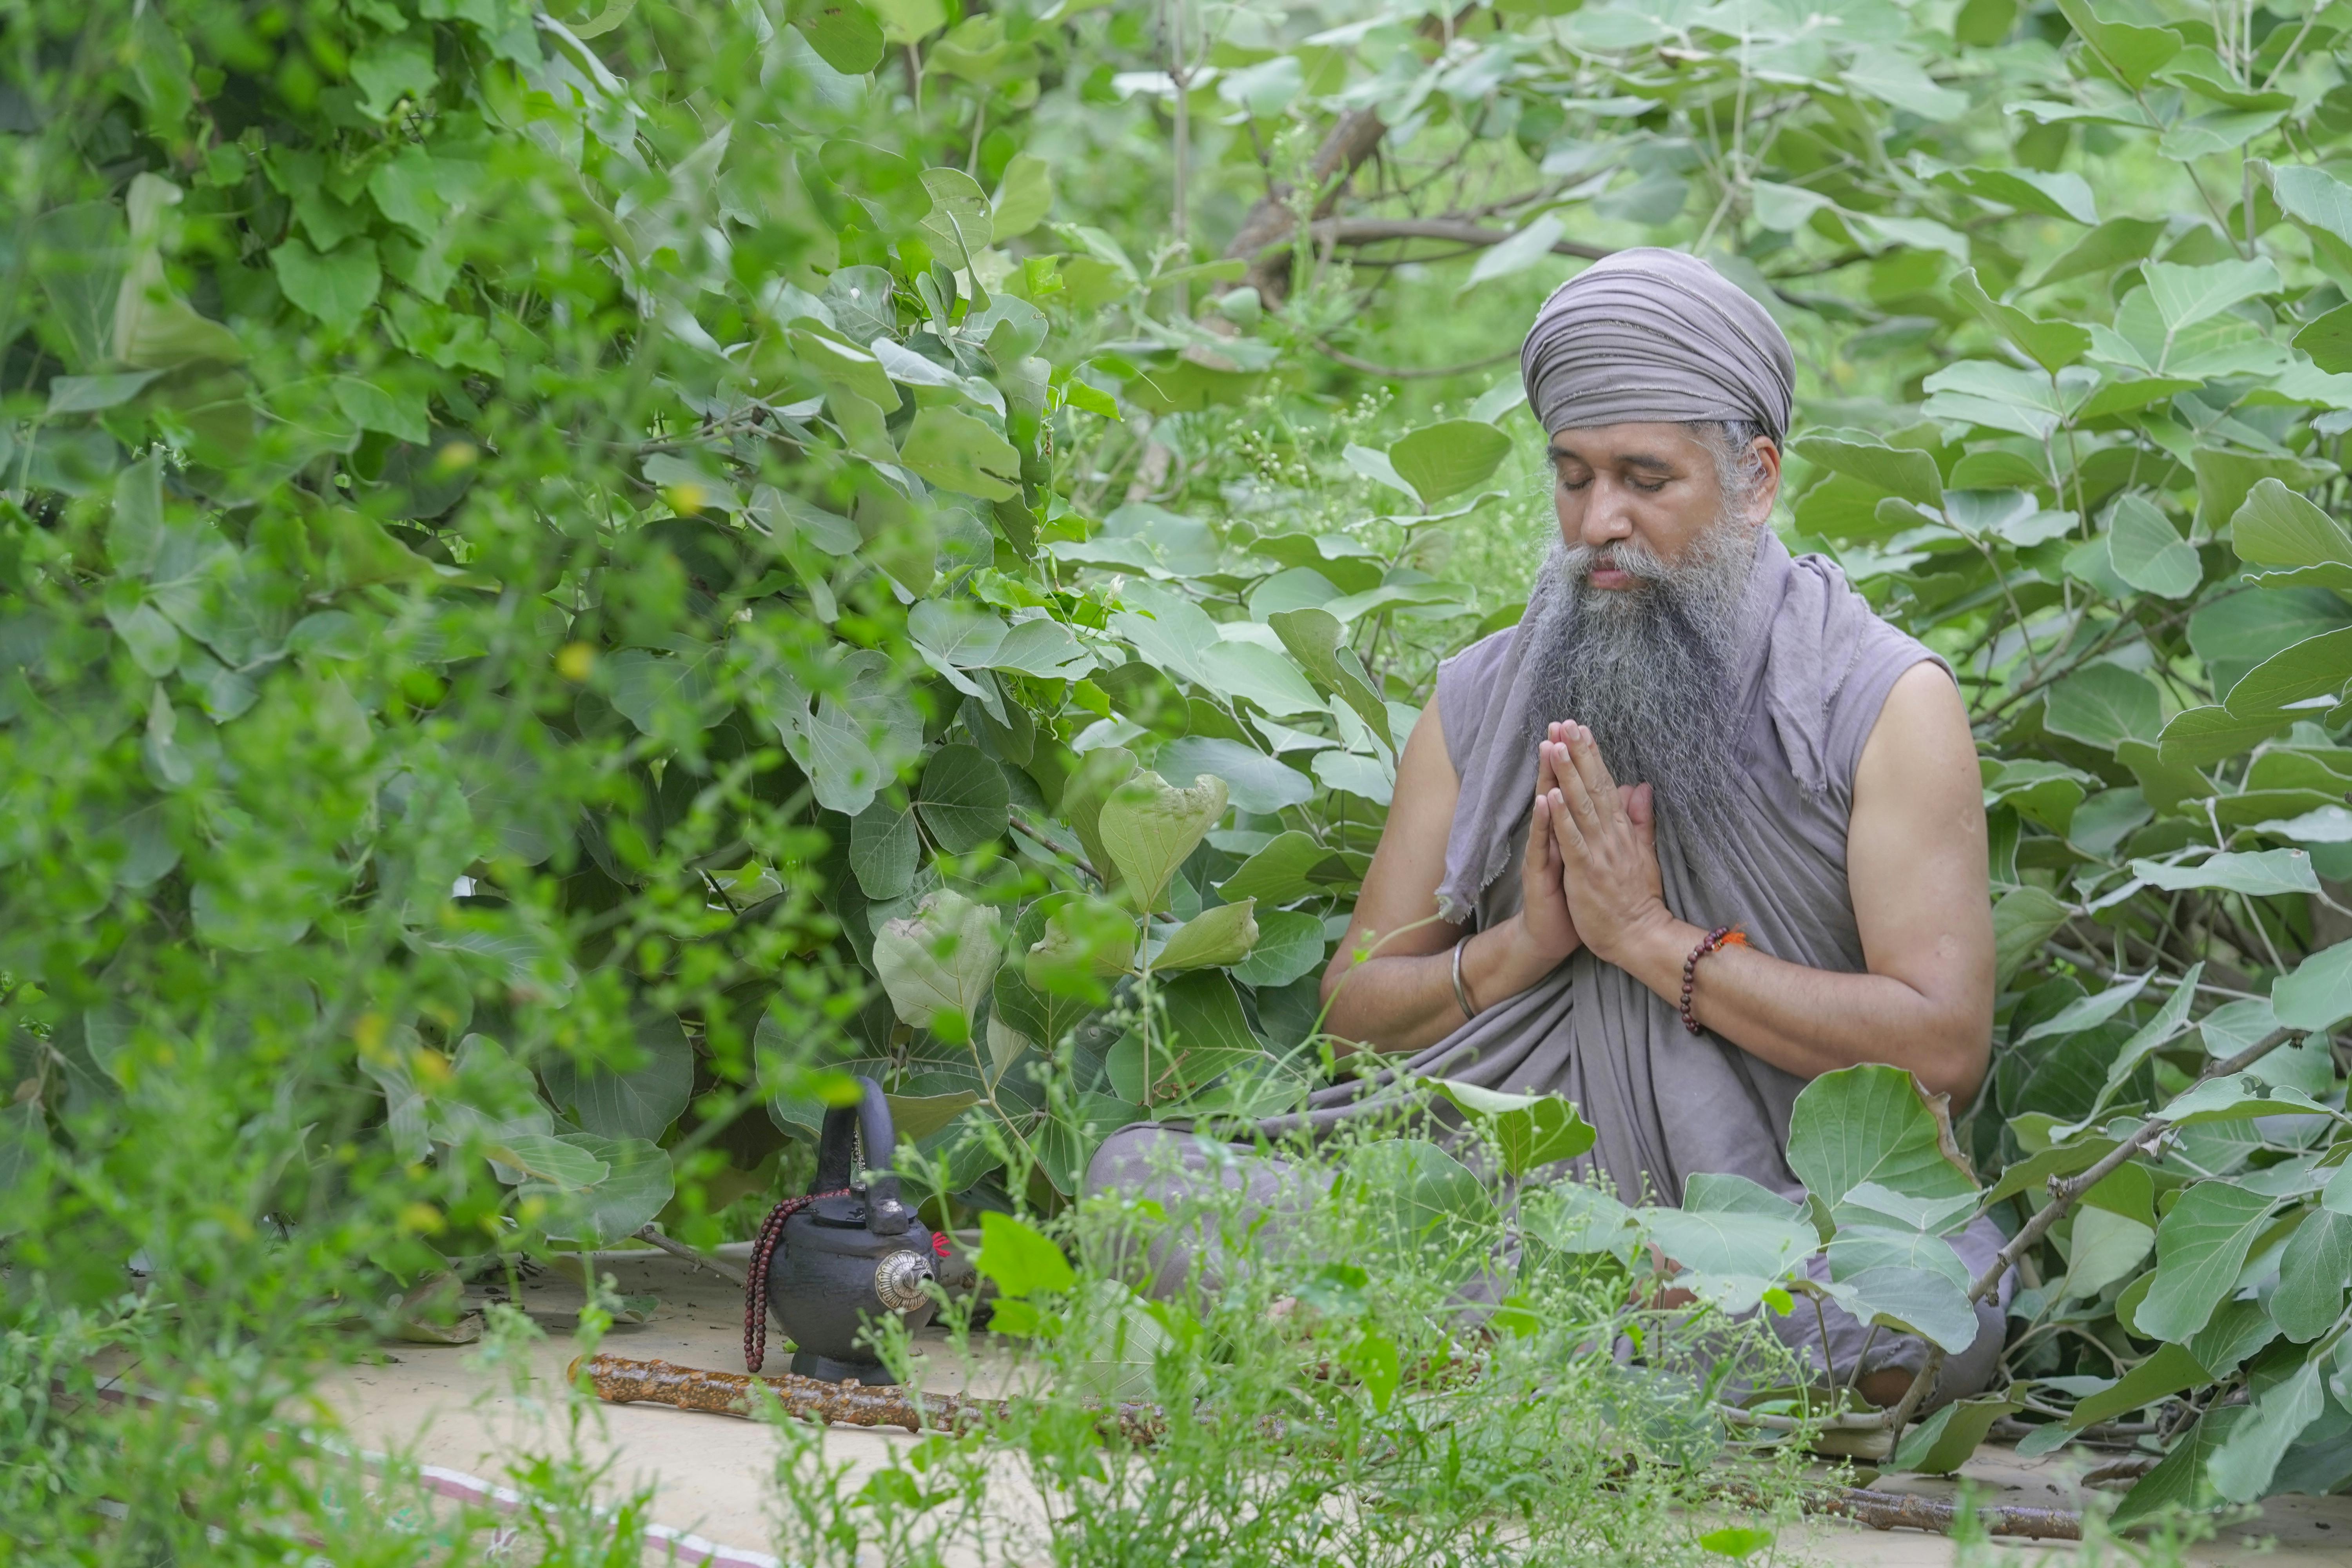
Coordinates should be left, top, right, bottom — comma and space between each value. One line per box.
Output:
1611, 912, 1987, 1103
1321, 915, 1567, 1056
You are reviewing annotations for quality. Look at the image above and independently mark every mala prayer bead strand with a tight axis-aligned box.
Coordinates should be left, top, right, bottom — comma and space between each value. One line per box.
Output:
1679, 926, 1748, 1034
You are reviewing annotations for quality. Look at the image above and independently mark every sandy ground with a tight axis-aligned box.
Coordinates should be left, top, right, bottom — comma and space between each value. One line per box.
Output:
315, 1249, 2352, 1567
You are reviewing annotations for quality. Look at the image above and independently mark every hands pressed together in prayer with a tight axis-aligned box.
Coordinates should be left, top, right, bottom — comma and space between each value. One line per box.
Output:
1519, 720, 1681, 973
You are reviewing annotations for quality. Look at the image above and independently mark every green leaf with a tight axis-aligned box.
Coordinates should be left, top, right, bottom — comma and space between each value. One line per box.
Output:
2231, 478, 2352, 575
488, 1131, 609, 1190
886, 1089, 980, 1143
543, 1009, 694, 1143
990, 617, 1096, 679
2132, 849, 2319, 897
850, 797, 919, 900
2079, 965, 2201, 1122
1642, 1206, 1814, 1306
917, 167, 993, 262
607, 647, 719, 736
1198, 641, 1326, 717
1993, 886, 2073, 987
2195, 448, 2325, 539
2143, 258, 2281, 333
2034, 216, 2170, 287
330, 376, 430, 445
2223, 627, 2352, 720
2292, 301, 2352, 374
997, 895, 1118, 1040
2054, 0, 2181, 88
790, 0, 886, 74
1151, 899, 1258, 972
2136, 1180, 2279, 1342
1216, 829, 1346, 905
2106, 495, 2201, 598
547, 1136, 673, 1247
1952, 269, 2090, 372
2271, 1209, 2352, 1341
1232, 910, 1327, 989
1889, 1394, 2019, 1474
1842, 1265, 1982, 1355
1350, 1138, 1493, 1244
47, 370, 163, 414
1428, 1080, 1596, 1177
1920, 360, 2066, 439
872, 889, 1004, 1031
793, 328, 901, 412
1387, 421, 1514, 507
1266, 607, 1345, 688
1156, 736, 1312, 815
1098, 769, 1227, 912
1697, 1525, 1775, 1561
2111, 1405, 2247, 1529
1112, 970, 1264, 1103
2045, 664, 2163, 750
349, 34, 436, 121
991, 152, 1054, 241
898, 407, 1020, 500
2157, 705, 2287, 768
271, 237, 381, 333
1464, 214, 1566, 285
2063, 1206, 2154, 1299
2272, 941, 2352, 1033
2071, 1342, 2209, 1429
1791, 429, 1943, 508
915, 743, 1009, 853
1786, 1063, 1978, 1215
1939, 167, 2098, 225
2274, 165, 2352, 250
2208, 1352, 2327, 1503
975, 1210, 1075, 1298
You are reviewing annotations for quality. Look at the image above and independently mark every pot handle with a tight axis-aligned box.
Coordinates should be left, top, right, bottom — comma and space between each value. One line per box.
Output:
812, 1075, 913, 1235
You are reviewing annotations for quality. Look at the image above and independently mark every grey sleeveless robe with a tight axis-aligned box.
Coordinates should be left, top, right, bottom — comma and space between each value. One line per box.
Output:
1087, 534, 2010, 1402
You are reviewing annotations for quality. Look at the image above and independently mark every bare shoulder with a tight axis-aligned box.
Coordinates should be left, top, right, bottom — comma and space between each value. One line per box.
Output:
1856, 661, 1975, 797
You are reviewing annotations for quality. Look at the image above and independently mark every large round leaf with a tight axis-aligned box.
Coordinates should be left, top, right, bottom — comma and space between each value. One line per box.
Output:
1387, 420, 1513, 507
543, 1007, 695, 1144
544, 1135, 674, 1248
1155, 735, 1313, 815
914, 743, 1009, 852
1231, 909, 1325, 988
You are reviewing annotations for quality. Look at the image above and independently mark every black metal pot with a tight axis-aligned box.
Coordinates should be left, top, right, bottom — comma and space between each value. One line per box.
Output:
763, 1076, 938, 1385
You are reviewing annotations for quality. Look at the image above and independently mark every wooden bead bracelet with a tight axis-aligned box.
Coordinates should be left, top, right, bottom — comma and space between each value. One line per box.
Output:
1680, 925, 1748, 1034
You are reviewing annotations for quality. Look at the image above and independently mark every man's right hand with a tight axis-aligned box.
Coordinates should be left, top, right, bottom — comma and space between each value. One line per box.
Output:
1515, 720, 1584, 969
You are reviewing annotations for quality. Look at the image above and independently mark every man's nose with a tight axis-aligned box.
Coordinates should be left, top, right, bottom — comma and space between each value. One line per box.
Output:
1580, 481, 1637, 546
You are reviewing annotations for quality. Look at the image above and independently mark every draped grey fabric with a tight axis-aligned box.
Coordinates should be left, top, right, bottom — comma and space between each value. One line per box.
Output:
1520, 248, 1795, 441
1086, 534, 2014, 1405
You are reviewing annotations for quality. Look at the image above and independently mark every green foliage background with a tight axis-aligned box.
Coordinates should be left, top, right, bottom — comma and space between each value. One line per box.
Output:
6, 0, 2352, 1549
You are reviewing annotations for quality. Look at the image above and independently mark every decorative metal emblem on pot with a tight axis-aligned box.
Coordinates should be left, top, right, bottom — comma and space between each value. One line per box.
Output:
742, 1075, 938, 1386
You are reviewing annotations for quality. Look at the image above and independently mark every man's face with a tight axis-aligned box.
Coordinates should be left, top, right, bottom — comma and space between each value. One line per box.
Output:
1546, 421, 1781, 588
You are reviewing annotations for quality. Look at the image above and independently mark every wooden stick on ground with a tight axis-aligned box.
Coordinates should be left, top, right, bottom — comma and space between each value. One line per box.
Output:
575, 1354, 2084, 1541
571, 1353, 1167, 1444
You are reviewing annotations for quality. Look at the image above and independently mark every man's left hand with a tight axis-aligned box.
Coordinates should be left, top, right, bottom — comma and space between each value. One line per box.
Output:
1540, 723, 1673, 967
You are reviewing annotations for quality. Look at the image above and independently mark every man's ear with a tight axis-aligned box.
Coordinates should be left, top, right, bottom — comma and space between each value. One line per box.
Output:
1746, 437, 1782, 527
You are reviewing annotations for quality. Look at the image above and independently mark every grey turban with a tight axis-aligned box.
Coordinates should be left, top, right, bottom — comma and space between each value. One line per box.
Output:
1519, 248, 1794, 442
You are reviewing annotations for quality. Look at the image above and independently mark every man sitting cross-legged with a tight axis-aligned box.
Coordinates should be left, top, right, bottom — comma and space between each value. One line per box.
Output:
1087, 248, 2009, 1413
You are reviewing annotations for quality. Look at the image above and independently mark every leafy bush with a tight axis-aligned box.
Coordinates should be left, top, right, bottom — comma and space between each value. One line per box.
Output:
6, 0, 2352, 1549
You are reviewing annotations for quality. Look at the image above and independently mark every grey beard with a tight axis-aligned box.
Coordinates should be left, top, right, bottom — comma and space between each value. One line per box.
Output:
1516, 521, 1761, 867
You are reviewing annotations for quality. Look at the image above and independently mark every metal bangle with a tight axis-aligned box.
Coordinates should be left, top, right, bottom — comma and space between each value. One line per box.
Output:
1451, 938, 1479, 1021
